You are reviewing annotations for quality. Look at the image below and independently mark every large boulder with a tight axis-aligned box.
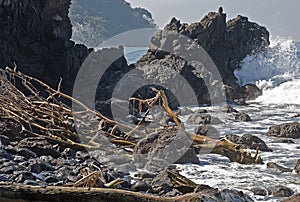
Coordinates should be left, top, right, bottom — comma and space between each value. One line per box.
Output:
225, 134, 272, 152
266, 122, 300, 138
133, 128, 199, 171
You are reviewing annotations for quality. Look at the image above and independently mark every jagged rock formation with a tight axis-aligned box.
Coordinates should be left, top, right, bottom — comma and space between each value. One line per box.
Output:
136, 9, 269, 104
70, 0, 156, 47
0, 0, 91, 93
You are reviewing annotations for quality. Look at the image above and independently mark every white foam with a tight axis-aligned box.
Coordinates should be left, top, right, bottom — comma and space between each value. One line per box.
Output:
234, 36, 300, 105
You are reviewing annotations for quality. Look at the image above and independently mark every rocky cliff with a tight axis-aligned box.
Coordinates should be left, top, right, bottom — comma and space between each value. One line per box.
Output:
136, 9, 269, 104
0, 0, 91, 93
70, 0, 156, 47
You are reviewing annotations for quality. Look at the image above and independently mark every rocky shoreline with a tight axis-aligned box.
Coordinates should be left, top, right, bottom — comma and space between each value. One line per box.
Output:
0, 0, 299, 202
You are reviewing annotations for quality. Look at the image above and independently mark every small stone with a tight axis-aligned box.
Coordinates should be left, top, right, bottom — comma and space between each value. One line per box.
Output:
0, 149, 13, 160
27, 163, 42, 174
220, 104, 237, 113
235, 112, 251, 122
271, 185, 294, 197
17, 148, 37, 159
194, 125, 219, 138
251, 187, 270, 196
45, 176, 60, 184
267, 162, 292, 173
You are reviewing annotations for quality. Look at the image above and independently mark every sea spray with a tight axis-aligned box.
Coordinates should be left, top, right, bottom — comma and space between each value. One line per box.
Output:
234, 36, 300, 105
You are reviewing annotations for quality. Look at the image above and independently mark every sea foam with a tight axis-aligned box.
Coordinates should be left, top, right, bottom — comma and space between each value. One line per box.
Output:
234, 37, 300, 105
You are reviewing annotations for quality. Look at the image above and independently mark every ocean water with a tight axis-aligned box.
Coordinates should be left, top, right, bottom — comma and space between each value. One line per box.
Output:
124, 38, 300, 201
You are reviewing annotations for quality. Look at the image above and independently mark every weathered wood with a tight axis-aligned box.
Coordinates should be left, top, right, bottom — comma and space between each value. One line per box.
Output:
0, 184, 200, 202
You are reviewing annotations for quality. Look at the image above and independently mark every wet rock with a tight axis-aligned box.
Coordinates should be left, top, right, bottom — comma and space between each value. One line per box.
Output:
220, 104, 238, 113
194, 109, 208, 114
194, 125, 220, 138
279, 138, 295, 143
235, 112, 252, 122
294, 159, 300, 174
241, 84, 262, 101
131, 180, 152, 192
220, 189, 254, 201
267, 122, 300, 138
186, 114, 223, 125
177, 107, 194, 116
282, 193, 300, 202
267, 162, 292, 172
270, 185, 294, 197
251, 187, 270, 196
134, 128, 199, 171
225, 134, 272, 151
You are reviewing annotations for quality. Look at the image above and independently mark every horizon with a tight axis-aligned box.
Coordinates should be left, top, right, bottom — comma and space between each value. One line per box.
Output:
127, 0, 300, 41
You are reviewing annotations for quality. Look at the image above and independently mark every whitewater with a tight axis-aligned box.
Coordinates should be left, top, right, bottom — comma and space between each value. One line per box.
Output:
122, 37, 300, 202
235, 37, 300, 105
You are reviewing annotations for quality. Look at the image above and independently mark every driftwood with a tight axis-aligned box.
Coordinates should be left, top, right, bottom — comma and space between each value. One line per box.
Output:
0, 184, 201, 202
0, 67, 262, 169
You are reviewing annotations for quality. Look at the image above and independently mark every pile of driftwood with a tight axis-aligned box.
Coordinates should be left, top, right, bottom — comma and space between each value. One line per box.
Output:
0, 67, 262, 168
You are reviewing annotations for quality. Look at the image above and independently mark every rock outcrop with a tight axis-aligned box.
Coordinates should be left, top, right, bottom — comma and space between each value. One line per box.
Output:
0, 0, 91, 94
136, 9, 269, 105
225, 134, 272, 152
266, 122, 300, 139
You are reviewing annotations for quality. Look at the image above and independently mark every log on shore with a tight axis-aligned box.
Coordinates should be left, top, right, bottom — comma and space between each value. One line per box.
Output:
0, 184, 200, 202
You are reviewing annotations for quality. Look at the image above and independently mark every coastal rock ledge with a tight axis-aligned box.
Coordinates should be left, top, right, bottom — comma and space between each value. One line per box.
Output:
136, 9, 269, 105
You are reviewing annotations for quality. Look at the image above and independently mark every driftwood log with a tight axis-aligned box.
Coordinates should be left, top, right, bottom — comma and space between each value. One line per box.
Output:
0, 184, 201, 202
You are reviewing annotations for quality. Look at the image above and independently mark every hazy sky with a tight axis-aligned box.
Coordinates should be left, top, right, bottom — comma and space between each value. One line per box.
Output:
127, 0, 300, 41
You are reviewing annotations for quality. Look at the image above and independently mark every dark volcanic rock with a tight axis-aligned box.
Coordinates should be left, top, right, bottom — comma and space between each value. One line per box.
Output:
136, 9, 269, 104
235, 112, 252, 122
134, 128, 199, 171
186, 113, 223, 125
0, 0, 91, 94
251, 185, 294, 197
18, 137, 61, 158
220, 104, 238, 113
267, 162, 292, 173
251, 187, 270, 196
294, 159, 300, 175
267, 122, 300, 138
270, 185, 294, 197
194, 125, 220, 138
225, 134, 272, 152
